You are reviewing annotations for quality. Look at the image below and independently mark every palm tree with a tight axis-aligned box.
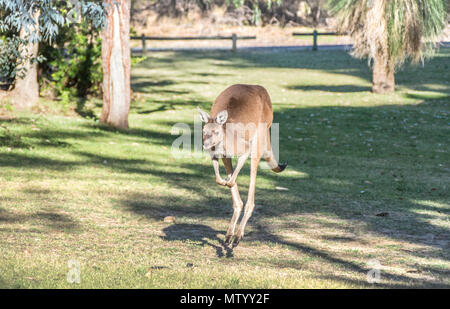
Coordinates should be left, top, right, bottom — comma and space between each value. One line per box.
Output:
328, 0, 447, 93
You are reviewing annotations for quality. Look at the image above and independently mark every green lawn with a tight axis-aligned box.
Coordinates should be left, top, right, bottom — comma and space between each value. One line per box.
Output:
0, 49, 449, 288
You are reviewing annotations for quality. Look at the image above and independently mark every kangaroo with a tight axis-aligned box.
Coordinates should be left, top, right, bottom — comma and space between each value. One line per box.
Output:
198, 84, 287, 248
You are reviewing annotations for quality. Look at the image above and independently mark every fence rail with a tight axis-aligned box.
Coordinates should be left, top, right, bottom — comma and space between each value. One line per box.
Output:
130, 33, 256, 53
292, 30, 346, 51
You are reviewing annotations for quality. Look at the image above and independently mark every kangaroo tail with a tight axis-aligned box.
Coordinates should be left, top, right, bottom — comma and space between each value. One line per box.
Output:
264, 149, 288, 173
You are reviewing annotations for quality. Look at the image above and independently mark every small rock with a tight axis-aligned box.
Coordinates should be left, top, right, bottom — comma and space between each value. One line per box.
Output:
164, 216, 175, 223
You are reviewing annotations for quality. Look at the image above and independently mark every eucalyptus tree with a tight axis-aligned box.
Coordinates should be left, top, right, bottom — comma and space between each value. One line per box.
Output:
328, 0, 447, 93
0, 0, 105, 107
100, 0, 131, 129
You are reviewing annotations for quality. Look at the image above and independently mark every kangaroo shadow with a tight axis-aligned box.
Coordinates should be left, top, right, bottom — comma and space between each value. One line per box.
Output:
161, 223, 234, 258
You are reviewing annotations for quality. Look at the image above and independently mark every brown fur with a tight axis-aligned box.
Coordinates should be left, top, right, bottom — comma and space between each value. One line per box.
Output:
211, 84, 273, 128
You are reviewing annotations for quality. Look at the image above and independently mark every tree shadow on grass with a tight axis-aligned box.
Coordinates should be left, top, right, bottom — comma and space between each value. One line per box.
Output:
403, 92, 450, 103
136, 104, 170, 115
131, 79, 175, 92
134, 98, 209, 115
249, 223, 448, 288
2, 90, 448, 287
75, 98, 98, 120
0, 129, 30, 148
192, 72, 234, 77
130, 75, 206, 115
0, 152, 79, 170
144, 49, 450, 94
119, 184, 449, 287
286, 84, 370, 93
0, 207, 79, 233
113, 96, 448, 286
6, 99, 445, 257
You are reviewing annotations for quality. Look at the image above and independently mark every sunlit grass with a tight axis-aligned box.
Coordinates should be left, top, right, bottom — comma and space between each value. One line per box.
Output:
0, 49, 449, 288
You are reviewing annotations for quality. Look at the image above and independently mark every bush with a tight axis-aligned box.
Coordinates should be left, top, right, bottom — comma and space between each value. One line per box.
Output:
0, 35, 44, 90
0, 0, 106, 96
40, 23, 103, 103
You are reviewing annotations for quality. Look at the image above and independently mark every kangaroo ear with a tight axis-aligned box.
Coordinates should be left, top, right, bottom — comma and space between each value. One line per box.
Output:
197, 107, 210, 123
216, 110, 228, 125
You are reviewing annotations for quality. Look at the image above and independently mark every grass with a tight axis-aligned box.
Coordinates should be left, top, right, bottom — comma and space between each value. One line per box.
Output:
0, 49, 449, 288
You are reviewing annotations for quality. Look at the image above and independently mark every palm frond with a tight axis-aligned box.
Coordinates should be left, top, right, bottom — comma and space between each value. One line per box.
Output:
328, 0, 448, 68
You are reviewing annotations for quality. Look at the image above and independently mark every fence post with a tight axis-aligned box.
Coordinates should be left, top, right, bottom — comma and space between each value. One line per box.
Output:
141, 34, 147, 56
313, 30, 318, 51
232, 33, 237, 52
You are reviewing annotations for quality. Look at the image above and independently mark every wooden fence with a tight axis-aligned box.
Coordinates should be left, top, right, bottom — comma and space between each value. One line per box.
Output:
292, 30, 346, 51
130, 33, 257, 53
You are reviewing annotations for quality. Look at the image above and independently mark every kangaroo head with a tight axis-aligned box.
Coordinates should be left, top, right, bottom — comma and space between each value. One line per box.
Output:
197, 107, 228, 151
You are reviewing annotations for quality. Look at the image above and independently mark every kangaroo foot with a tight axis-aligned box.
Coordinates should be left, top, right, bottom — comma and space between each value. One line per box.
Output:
225, 178, 236, 188
225, 234, 234, 247
232, 235, 242, 248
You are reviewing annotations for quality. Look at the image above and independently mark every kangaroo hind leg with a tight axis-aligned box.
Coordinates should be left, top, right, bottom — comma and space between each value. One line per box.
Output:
233, 151, 261, 247
222, 157, 243, 247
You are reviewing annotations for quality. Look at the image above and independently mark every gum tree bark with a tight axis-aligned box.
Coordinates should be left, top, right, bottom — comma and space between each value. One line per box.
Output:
2, 12, 40, 109
100, 0, 131, 129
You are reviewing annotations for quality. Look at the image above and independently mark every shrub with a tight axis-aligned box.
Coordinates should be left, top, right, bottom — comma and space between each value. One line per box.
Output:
40, 23, 103, 102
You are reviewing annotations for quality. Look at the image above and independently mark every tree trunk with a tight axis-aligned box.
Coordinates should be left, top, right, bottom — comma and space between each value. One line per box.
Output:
372, 53, 395, 94
100, 0, 131, 129
310, 5, 320, 26
0, 13, 40, 109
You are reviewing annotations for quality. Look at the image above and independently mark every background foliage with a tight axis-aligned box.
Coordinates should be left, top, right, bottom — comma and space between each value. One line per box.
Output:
132, 0, 328, 26
40, 23, 103, 104
0, 0, 105, 87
